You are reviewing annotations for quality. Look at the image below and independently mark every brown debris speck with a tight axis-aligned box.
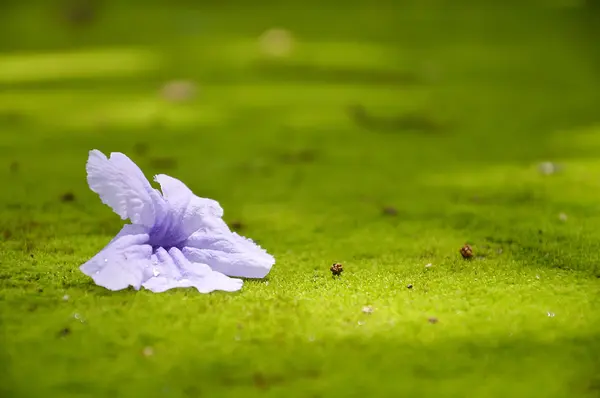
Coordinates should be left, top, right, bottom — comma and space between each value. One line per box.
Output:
60, 192, 76, 202
460, 244, 473, 259
253, 372, 269, 390
230, 221, 244, 231
382, 206, 398, 216
62, 0, 99, 27
9, 161, 19, 173
428, 317, 438, 324
149, 157, 177, 170
407, 284, 413, 289
330, 262, 343, 276
133, 142, 149, 156
58, 327, 71, 337
279, 149, 317, 164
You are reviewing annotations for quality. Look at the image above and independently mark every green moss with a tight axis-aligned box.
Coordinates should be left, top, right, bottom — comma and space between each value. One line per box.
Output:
1, 1, 600, 397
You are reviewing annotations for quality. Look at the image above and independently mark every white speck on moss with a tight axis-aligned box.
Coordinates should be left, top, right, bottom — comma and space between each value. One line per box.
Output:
160, 80, 197, 103
538, 162, 561, 175
142, 346, 154, 357
259, 28, 294, 57
362, 305, 374, 314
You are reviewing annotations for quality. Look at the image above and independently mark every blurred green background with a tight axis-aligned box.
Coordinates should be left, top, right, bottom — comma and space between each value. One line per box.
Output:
1, 1, 600, 397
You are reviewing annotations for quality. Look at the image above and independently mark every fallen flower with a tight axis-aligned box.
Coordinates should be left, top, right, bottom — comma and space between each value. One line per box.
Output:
81, 150, 275, 293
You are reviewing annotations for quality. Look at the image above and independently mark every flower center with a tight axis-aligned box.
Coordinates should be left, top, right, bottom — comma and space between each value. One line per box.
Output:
147, 212, 187, 249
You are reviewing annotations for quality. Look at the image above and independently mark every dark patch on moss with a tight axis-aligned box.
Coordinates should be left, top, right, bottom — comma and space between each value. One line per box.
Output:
182, 386, 201, 396
348, 104, 445, 133
252, 373, 268, 390
149, 157, 177, 170
58, 327, 71, 337
133, 142, 149, 156
485, 236, 515, 245
252, 372, 284, 390
278, 149, 317, 164
382, 206, 398, 216
393, 113, 444, 132
60, 0, 100, 27
0, 111, 26, 125
230, 221, 245, 231
257, 63, 420, 86
60, 192, 76, 202
24, 240, 36, 252
9, 161, 19, 173
51, 246, 75, 255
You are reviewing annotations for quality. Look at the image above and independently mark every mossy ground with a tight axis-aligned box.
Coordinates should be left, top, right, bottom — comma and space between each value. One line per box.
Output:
1, 1, 600, 397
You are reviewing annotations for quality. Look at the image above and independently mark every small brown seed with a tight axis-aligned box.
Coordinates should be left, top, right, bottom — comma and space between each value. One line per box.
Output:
330, 262, 343, 276
460, 244, 473, 259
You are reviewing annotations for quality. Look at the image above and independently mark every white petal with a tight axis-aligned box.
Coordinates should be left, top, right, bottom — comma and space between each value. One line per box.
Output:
142, 246, 243, 293
80, 224, 152, 290
142, 273, 243, 293
183, 231, 275, 278
87, 150, 165, 228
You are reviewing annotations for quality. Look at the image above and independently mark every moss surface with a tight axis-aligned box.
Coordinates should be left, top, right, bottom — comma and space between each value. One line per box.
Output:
1, 1, 600, 397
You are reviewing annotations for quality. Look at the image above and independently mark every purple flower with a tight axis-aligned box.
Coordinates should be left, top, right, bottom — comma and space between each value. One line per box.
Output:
80, 150, 275, 293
